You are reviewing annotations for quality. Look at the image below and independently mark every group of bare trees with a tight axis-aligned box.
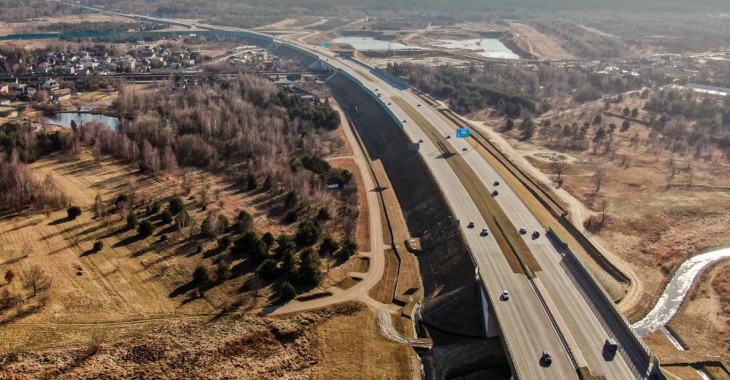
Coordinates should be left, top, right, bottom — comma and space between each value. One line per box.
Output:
1, 265, 53, 320
0, 151, 68, 213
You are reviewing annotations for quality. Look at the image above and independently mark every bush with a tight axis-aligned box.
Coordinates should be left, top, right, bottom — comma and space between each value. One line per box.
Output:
275, 234, 296, 258
126, 212, 139, 229
316, 207, 330, 221
216, 261, 232, 282
319, 236, 339, 257
232, 232, 268, 263
284, 210, 298, 224
339, 238, 358, 259
247, 173, 257, 190
218, 235, 232, 250
115, 194, 129, 207
4, 269, 15, 284
295, 248, 322, 286
280, 281, 297, 300
149, 199, 162, 214
67, 206, 82, 220
234, 210, 253, 234
192, 265, 209, 284
168, 196, 185, 215
262, 232, 274, 249
161, 210, 173, 224
93, 241, 104, 252
256, 258, 279, 280
138, 220, 156, 237
295, 220, 320, 247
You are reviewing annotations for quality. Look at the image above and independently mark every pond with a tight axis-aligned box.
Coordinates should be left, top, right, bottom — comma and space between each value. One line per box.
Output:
332, 36, 418, 51
436, 38, 519, 59
43, 112, 120, 131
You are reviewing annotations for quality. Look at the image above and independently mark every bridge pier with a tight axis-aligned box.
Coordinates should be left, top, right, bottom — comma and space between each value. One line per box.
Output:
480, 287, 501, 338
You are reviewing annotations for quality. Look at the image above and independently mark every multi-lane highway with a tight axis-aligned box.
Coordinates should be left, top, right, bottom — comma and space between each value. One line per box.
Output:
55, 3, 649, 377
296, 47, 649, 379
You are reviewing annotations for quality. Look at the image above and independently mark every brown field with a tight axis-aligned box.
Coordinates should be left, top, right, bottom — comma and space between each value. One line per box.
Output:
311, 303, 417, 380
0, 148, 418, 377
0, 302, 415, 379
0, 14, 134, 36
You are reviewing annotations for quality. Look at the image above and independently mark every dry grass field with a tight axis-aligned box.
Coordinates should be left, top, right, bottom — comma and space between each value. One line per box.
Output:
0, 147, 417, 377
0, 302, 415, 379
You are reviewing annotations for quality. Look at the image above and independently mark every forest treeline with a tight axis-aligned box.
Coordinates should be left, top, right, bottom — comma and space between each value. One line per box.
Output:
1, 75, 353, 237
0, 0, 83, 22
386, 62, 643, 118
37, 21, 168, 34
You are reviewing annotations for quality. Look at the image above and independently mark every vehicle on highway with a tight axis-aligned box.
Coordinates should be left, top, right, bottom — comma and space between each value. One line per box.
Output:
467, 222, 475, 228
480, 228, 489, 236
604, 338, 618, 353
387, 102, 391, 105
462, 147, 468, 152
402, 119, 407, 123
501, 290, 510, 301
541, 352, 553, 366
493, 181, 499, 186
532, 231, 540, 239
446, 135, 451, 139
418, 138, 424, 143
417, 103, 421, 107
491, 190, 498, 196
519, 227, 528, 235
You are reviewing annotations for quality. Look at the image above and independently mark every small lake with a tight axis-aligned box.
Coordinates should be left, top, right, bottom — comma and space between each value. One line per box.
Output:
437, 38, 519, 59
43, 112, 120, 131
332, 36, 418, 51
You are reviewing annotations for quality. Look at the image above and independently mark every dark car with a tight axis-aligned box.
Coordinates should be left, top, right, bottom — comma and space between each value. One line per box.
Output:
532, 231, 540, 239
542, 352, 552, 366
492, 190, 499, 196
467, 222, 475, 228
480, 228, 489, 236
493, 181, 500, 186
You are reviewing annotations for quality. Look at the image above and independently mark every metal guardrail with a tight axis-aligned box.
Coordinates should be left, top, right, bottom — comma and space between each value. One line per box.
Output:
527, 277, 582, 377
547, 228, 651, 379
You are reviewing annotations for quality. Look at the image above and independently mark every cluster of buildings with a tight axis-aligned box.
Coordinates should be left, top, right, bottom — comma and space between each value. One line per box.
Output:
0, 45, 204, 78
0, 77, 72, 103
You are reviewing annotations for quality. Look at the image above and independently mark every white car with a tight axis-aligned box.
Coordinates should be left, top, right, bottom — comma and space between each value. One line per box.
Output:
501, 290, 510, 301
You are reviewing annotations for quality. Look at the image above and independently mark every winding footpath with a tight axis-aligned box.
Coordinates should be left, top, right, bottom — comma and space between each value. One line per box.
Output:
632, 247, 730, 336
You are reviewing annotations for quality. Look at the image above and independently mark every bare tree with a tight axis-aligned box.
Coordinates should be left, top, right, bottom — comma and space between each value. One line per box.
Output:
598, 198, 609, 224
592, 167, 607, 194
142, 140, 161, 173
550, 158, 568, 182
94, 192, 105, 218
162, 145, 178, 174
20, 265, 52, 297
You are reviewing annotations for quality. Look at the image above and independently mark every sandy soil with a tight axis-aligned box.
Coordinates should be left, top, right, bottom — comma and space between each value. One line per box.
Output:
508, 22, 575, 60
